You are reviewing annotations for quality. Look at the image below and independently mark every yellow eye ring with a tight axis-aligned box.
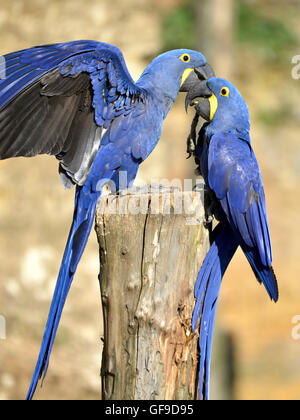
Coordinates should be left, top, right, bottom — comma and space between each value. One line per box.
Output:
220, 87, 229, 97
179, 53, 190, 63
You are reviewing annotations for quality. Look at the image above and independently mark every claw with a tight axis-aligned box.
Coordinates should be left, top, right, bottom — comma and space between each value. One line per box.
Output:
203, 214, 214, 227
193, 182, 203, 192
186, 134, 195, 159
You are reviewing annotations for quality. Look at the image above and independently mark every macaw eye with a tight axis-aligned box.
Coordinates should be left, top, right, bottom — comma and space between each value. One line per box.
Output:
220, 87, 229, 97
179, 53, 190, 63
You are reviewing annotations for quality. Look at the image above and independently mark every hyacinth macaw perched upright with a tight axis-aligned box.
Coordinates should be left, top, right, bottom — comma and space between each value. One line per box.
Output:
184, 77, 278, 400
0, 40, 214, 399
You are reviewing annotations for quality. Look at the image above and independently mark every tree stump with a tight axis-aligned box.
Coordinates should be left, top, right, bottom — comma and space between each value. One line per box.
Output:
95, 184, 210, 400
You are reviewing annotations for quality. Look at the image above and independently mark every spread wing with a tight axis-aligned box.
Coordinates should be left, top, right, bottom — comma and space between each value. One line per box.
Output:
207, 133, 272, 268
0, 40, 147, 187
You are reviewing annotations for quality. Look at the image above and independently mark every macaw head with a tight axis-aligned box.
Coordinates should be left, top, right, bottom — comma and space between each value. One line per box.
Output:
137, 49, 214, 102
185, 77, 250, 134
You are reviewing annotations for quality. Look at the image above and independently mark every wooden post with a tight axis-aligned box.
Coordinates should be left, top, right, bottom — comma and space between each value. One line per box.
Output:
95, 185, 209, 400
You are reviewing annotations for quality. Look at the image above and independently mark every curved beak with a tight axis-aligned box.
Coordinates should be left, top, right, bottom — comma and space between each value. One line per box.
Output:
184, 79, 217, 122
179, 63, 215, 93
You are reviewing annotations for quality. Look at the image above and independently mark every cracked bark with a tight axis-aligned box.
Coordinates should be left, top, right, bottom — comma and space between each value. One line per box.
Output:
95, 186, 209, 400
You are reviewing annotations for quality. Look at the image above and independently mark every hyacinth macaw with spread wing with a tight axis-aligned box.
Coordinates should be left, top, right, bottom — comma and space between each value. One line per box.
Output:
0, 40, 214, 399
184, 77, 278, 400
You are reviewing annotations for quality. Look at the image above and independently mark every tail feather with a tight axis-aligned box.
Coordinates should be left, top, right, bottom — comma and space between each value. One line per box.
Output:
26, 187, 99, 400
194, 221, 278, 400
196, 263, 220, 400
192, 245, 218, 330
193, 223, 238, 400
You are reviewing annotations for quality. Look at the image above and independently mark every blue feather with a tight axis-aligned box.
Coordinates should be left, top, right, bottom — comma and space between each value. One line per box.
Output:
206, 133, 278, 301
0, 41, 209, 399
26, 188, 99, 399
193, 224, 238, 399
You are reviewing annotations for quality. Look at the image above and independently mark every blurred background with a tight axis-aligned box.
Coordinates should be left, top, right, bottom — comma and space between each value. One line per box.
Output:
0, 0, 299, 400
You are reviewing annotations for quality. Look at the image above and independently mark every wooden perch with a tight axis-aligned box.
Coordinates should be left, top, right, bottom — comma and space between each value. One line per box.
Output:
95, 184, 209, 400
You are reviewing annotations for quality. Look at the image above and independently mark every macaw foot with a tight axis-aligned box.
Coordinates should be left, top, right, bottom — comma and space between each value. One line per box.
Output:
193, 182, 213, 225
204, 214, 214, 226
186, 134, 196, 159
193, 182, 205, 193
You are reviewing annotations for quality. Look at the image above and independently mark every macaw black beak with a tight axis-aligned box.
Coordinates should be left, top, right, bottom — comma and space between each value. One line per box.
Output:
184, 79, 213, 121
179, 63, 215, 93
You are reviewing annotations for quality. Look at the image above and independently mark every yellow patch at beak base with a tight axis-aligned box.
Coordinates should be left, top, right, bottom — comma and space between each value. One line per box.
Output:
209, 94, 218, 121
180, 68, 193, 87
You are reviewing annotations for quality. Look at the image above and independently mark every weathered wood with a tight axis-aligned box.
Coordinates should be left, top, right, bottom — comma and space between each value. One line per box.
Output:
95, 185, 209, 400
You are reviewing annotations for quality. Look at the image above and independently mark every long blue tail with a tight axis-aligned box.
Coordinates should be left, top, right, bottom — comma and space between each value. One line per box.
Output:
26, 186, 100, 400
192, 223, 238, 400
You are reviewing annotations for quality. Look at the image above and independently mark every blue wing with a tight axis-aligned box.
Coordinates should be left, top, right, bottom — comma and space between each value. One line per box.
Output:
192, 223, 238, 400
0, 41, 149, 399
207, 133, 278, 301
0, 40, 146, 187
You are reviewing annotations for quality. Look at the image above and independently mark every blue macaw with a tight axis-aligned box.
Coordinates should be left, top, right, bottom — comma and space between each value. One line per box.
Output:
184, 77, 278, 400
0, 40, 214, 399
